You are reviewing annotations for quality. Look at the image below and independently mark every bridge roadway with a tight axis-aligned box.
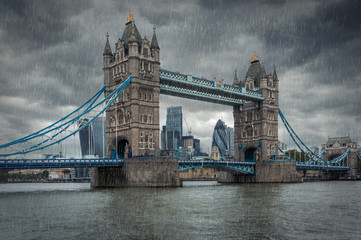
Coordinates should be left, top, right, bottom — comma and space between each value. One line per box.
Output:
159, 69, 264, 106
0, 158, 349, 173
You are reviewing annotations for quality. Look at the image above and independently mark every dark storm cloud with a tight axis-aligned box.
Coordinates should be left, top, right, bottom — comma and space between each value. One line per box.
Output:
0, 0, 360, 152
0, 0, 91, 50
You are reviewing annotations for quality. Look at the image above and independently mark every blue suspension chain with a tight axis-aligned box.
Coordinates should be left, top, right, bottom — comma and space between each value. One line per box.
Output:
0, 76, 131, 157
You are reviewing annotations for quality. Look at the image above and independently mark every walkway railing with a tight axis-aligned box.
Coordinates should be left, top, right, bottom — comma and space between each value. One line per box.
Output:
159, 69, 264, 104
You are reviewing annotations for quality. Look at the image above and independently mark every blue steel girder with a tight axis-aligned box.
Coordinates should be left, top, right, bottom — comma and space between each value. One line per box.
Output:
178, 160, 255, 174
159, 69, 264, 106
296, 164, 349, 172
0, 158, 124, 169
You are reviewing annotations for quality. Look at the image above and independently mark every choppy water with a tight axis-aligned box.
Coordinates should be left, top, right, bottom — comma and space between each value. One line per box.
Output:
0, 181, 360, 240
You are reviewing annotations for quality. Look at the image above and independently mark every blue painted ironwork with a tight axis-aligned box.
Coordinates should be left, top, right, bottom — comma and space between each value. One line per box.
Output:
159, 69, 264, 105
0, 75, 131, 157
279, 109, 350, 167
0, 85, 106, 149
0, 158, 124, 169
178, 160, 255, 174
296, 164, 349, 171
279, 109, 327, 164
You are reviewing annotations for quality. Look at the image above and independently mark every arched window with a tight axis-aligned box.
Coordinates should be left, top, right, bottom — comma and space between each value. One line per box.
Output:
118, 110, 124, 125
246, 126, 253, 137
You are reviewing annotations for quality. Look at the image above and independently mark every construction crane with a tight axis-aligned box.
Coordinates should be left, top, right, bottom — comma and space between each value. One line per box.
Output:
184, 116, 192, 136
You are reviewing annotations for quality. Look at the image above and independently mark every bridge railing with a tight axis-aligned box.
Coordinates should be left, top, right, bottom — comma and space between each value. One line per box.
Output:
0, 158, 124, 169
160, 83, 243, 105
160, 69, 263, 100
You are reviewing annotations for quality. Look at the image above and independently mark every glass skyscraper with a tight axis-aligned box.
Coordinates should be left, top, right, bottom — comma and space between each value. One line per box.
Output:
76, 117, 106, 179
78, 117, 106, 157
161, 106, 183, 150
211, 119, 234, 157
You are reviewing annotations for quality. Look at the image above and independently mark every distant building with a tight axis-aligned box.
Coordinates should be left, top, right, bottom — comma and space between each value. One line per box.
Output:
78, 117, 106, 157
194, 139, 201, 156
211, 146, 220, 160
211, 119, 234, 157
178, 146, 195, 161
77, 117, 106, 178
161, 106, 183, 150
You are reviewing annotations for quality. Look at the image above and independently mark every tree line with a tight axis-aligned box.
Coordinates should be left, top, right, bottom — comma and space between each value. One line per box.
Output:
0, 170, 49, 181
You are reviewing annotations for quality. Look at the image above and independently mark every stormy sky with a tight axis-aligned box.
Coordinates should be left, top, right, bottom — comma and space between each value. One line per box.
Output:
0, 0, 360, 156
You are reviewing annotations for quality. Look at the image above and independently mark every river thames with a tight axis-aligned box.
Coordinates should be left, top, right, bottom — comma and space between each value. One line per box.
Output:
1, 181, 360, 239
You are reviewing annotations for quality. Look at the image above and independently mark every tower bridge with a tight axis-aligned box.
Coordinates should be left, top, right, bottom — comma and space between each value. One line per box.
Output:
0, 11, 359, 186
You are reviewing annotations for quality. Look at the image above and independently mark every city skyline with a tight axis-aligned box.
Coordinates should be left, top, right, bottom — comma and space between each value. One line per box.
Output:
0, 1, 360, 157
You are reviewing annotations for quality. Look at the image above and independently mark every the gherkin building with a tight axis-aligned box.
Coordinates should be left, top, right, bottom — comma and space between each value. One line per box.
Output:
211, 119, 234, 157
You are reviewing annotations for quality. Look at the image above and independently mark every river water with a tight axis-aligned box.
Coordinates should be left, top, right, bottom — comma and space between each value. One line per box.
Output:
0, 181, 360, 240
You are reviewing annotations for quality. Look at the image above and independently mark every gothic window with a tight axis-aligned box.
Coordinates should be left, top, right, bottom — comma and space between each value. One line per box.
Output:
144, 115, 147, 123
143, 48, 148, 56
148, 94, 152, 101
144, 62, 149, 71
246, 112, 252, 122
110, 116, 115, 127
246, 126, 253, 137
149, 116, 152, 123
118, 110, 124, 125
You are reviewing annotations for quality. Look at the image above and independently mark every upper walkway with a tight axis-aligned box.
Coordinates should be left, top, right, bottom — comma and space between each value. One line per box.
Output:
159, 69, 264, 106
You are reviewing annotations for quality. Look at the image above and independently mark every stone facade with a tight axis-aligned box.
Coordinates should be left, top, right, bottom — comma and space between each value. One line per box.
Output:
322, 136, 359, 178
233, 56, 279, 162
103, 17, 160, 158
91, 157, 181, 187
256, 161, 302, 183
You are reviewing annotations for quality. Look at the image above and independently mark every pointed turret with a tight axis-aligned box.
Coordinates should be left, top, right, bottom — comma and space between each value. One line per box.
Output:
260, 65, 267, 78
103, 33, 112, 56
151, 26, 160, 50
233, 69, 239, 86
273, 65, 278, 80
151, 26, 160, 62
103, 33, 112, 85
129, 23, 138, 43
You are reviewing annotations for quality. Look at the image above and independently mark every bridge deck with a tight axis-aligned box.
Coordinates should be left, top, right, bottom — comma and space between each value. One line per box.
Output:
160, 69, 264, 105
0, 158, 350, 173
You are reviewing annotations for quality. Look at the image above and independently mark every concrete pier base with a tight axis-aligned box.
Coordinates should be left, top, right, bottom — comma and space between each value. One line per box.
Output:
91, 157, 182, 188
255, 161, 303, 183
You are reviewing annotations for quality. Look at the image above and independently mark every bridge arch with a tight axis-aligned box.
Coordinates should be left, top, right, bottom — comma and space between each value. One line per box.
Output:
245, 147, 258, 162
108, 136, 131, 159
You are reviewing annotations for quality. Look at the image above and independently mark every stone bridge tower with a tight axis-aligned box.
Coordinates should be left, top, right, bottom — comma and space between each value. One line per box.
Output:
233, 55, 279, 162
103, 12, 160, 158
321, 136, 359, 178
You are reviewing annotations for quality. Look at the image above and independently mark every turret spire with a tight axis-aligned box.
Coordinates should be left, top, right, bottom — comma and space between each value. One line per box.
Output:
128, 22, 138, 43
151, 25, 160, 49
233, 69, 239, 85
103, 32, 112, 56
273, 65, 278, 80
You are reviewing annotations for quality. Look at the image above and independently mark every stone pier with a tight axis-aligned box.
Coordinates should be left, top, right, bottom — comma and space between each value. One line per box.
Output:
91, 157, 182, 187
255, 161, 302, 183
